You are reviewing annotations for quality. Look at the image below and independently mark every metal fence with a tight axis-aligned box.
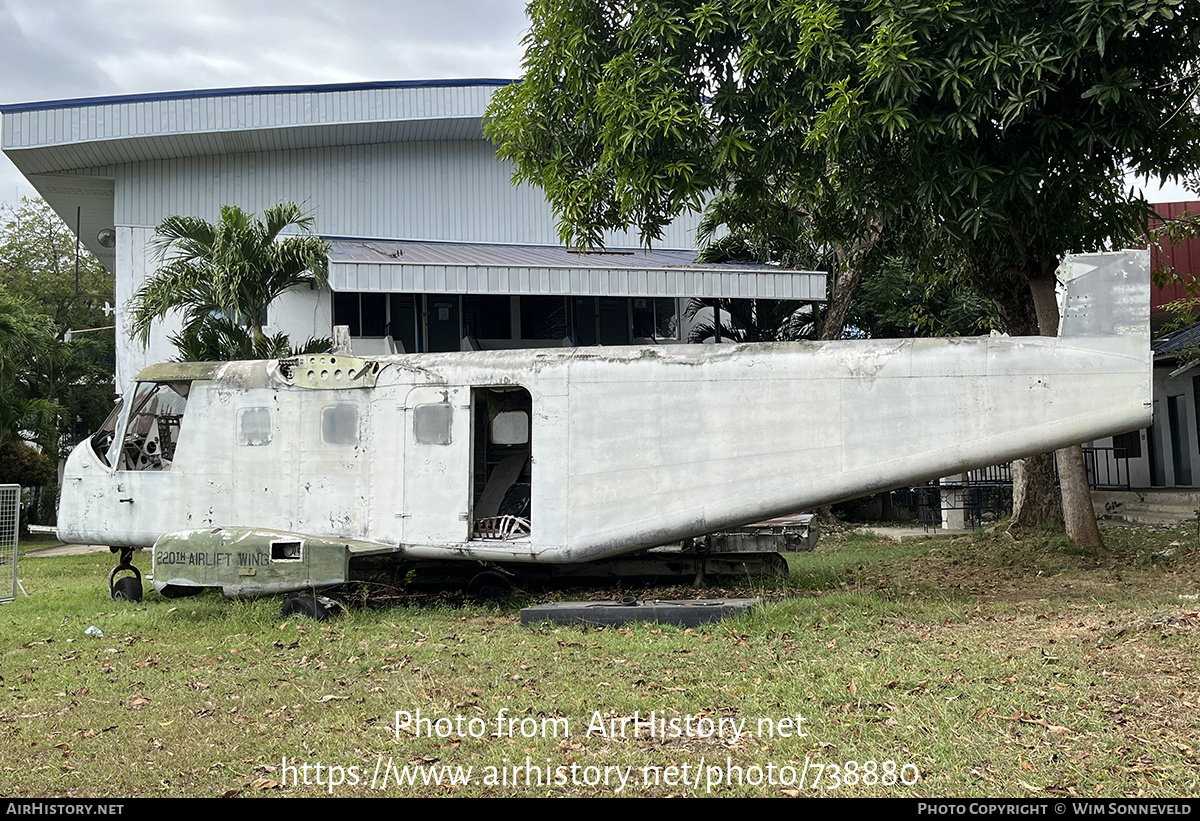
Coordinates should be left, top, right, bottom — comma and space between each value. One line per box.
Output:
887, 449, 1130, 532
1081, 446, 1131, 489
0, 485, 18, 603
889, 483, 1014, 532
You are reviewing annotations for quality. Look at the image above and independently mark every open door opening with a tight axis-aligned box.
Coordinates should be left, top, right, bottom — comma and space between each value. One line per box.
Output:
471, 386, 532, 541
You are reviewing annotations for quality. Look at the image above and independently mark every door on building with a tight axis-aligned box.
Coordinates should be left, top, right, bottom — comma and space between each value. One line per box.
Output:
426, 297, 461, 352
1168, 394, 1193, 486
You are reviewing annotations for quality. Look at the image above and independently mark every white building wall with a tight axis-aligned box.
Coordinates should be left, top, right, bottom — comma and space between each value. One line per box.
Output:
111, 140, 701, 249
115, 227, 333, 380
106, 138, 704, 386
1094, 365, 1200, 489
115, 227, 170, 386
271, 288, 332, 353
1156, 366, 1200, 487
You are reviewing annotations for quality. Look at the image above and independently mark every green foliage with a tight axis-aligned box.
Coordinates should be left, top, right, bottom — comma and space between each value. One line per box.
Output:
684, 296, 813, 343
0, 197, 113, 334
692, 187, 995, 340
846, 255, 996, 339
0, 439, 55, 487
131, 202, 330, 360
0, 286, 65, 451
0, 199, 116, 454
170, 315, 333, 362
487, 0, 1200, 279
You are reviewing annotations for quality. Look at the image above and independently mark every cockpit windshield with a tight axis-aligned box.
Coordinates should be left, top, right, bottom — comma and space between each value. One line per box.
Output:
101, 381, 191, 471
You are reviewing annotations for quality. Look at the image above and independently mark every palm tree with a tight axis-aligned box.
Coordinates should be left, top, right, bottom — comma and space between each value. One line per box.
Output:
130, 202, 329, 358
170, 314, 331, 362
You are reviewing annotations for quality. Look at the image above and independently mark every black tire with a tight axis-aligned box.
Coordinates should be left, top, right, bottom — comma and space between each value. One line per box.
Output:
467, 571, 514, 599
281, 595, 329, 621
763, 552, 790, 575
159, 584, 205, 599
112, 576, 143, 602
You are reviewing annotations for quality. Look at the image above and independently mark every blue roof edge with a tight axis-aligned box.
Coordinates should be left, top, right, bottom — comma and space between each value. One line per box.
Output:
0, 78, 518, 114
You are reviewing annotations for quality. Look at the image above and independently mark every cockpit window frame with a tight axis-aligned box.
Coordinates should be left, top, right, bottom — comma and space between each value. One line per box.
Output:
111, 380, 192, 472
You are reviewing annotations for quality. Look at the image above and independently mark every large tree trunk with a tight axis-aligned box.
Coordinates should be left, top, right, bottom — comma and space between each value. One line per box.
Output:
1011, 454, 1062, 527
1026, 263, 1104, 550
966, 256, 1065, 532
817, 227, 881, 340
969, 253, 1103, 548
816, 259, 867, 340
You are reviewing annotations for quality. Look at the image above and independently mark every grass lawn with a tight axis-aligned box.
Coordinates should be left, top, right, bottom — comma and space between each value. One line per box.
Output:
1, 522, 1197, 797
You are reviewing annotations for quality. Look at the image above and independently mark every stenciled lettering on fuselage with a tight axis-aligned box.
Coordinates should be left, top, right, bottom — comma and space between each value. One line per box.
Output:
156, 550, 272, 568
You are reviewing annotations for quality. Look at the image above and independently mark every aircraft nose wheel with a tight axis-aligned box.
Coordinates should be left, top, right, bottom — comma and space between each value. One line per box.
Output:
108, 547, 143, 602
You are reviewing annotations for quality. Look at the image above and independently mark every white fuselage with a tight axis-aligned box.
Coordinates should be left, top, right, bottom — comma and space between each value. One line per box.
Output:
58, 251, 1152, 563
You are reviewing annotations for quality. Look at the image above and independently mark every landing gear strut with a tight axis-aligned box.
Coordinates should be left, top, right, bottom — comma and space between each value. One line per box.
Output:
109, 546, 143, 602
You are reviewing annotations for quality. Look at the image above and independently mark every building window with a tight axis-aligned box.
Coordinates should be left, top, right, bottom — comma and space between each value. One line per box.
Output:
333, 292, 420, 352
1112, 429, 1141, 459
520, 296, 568, 340
464, 295, 513, 340
332, 292, 388, 337
632, 297, 679, 340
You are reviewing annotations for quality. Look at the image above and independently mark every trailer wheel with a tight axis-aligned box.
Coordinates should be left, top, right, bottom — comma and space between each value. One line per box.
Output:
763, 553, 790, 575
281, 595, 329, 621
467, 571, 514, 599
159, 584, 205, 599
111, 576, 143, 602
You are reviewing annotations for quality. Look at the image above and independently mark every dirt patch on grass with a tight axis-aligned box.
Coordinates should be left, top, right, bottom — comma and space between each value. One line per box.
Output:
820, 522, 1200, 606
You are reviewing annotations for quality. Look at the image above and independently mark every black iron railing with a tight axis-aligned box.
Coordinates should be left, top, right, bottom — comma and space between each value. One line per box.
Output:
888, 448, 1126, 531
1080, 446, 1131, 490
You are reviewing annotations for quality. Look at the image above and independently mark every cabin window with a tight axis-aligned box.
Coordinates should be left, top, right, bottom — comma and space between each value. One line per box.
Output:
414, 402, 453, 445
238, 408, 273, 446
321, 405, 359, 446
492, 411, 529, 445
117, 381, 190, 471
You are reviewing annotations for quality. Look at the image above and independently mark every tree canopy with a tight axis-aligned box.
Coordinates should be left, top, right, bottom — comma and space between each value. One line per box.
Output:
488, 0, 1200, 269
130, 202, 330, 360
0, 198, 113, 335
486, 0, 1200, 547
0, 198, 116, 463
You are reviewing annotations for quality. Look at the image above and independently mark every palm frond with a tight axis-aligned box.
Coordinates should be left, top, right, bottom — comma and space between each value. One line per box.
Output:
131, 201, 329, 360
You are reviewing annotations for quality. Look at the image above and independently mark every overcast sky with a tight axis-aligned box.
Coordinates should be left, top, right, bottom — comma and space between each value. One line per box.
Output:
0, 0, 1195, 207
0, 0, 530, 203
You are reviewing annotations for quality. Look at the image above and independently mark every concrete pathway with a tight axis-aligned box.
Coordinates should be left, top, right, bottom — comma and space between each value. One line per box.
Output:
24, 542, 116, 557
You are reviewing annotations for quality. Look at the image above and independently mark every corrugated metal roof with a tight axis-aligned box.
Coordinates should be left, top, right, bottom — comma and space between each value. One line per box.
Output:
328, 239, 828, 300
1153, 321, 1200, 356
0, 78, 514, 113
2, 81, 504, 174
